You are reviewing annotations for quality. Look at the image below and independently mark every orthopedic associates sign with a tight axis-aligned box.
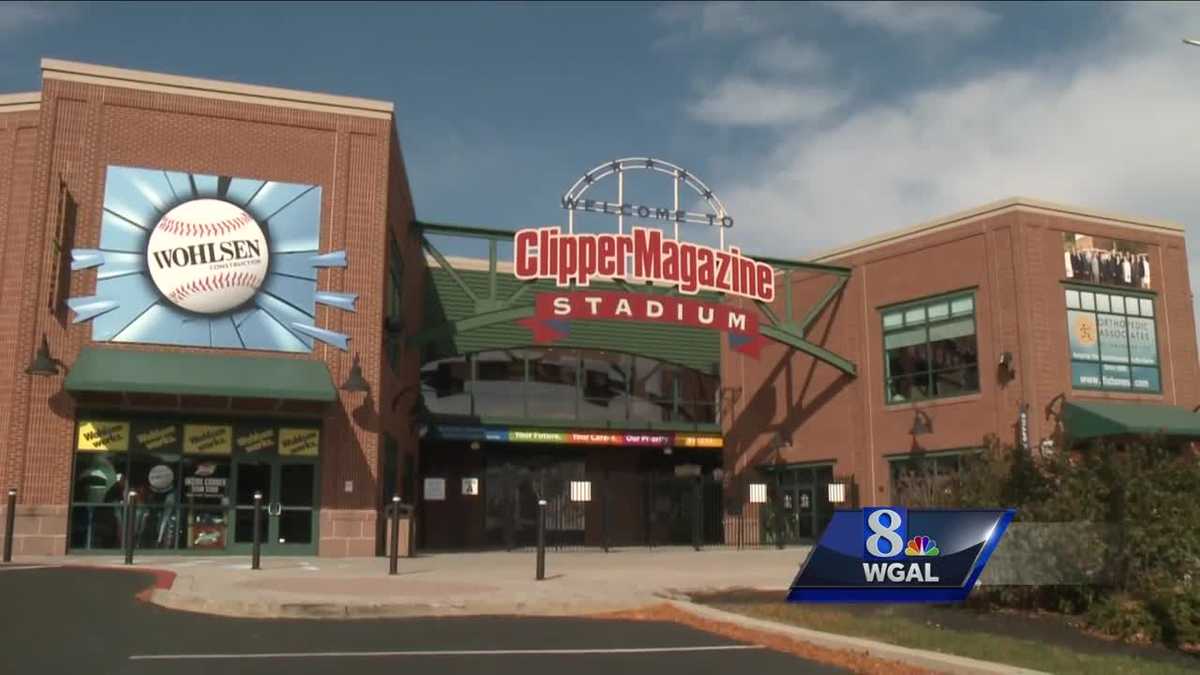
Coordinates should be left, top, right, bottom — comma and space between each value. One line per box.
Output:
513, 228, 776, 357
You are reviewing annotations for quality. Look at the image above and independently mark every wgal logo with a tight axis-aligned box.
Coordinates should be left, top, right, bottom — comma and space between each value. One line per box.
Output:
861, 507, 940, 583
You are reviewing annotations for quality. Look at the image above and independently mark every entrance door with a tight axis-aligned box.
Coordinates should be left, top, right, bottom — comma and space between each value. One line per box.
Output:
232, 457, 318, 554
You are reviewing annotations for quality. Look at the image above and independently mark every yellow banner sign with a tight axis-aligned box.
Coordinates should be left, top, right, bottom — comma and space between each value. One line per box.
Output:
183, 424, 233, 455
77, 421, 130, 452
279, 428, 319, 456
675, 434, 723, 449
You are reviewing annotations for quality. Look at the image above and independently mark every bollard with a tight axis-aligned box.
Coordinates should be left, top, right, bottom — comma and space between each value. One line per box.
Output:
123, 490, 137, 565
3, 488, 16, 563
535, 498, 546, 580
389, 495, 401, 575
406, 503, 416, 558
251, 491, 263, 570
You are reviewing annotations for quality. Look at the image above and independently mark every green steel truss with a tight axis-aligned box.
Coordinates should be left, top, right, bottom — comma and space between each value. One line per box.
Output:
410, 221, 856, 376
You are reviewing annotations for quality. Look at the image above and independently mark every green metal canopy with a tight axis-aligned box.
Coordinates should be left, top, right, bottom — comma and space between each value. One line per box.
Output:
65, 347, 338, 402
1062, 400, 1200, 440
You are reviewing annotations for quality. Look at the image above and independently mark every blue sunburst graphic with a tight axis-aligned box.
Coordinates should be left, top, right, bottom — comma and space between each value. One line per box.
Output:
67, 165, 356, 352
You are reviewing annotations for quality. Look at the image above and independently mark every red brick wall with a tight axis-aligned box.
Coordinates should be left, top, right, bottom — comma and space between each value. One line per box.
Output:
0, 105, 44, 550
0, 75, 416, 556
723, 208, 1198, 506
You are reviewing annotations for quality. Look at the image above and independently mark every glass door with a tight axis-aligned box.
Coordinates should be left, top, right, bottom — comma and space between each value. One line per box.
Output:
232, 457, 318, 555
275, 461, 317, 550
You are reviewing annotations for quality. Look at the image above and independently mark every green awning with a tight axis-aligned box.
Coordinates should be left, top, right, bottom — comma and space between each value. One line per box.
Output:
1063, 400, 1200, 440
65, 347, 337, 402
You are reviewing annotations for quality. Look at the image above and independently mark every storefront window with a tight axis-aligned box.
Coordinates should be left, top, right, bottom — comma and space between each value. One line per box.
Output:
70, 451, 126, 551
883, 292, 979, 404
1065, 287, 1160, 392
181, 457, 230, 550
69, 417, 319, 553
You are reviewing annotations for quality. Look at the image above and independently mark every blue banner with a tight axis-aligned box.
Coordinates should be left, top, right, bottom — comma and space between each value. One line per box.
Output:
788, 508, 1014, 603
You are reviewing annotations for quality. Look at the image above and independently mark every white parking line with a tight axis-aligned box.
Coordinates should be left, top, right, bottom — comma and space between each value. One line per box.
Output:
130, 644, 763, 660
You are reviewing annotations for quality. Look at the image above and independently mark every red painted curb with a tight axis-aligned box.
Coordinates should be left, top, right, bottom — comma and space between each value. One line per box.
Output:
55, 563, 176, 601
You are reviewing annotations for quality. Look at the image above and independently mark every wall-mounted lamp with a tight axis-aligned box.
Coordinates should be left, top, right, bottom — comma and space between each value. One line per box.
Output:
25, 334, 61, 377
339, 354, 371, 393
827, 481, 848, 504
910, 409, 933, 436
999, 351, 1013, 371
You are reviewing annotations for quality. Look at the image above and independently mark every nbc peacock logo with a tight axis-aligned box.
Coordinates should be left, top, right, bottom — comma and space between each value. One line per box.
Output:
905, 535, 940, 557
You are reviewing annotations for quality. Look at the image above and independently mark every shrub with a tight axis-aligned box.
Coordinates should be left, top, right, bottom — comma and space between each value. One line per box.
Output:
950, 435, 1200, 648
1087, 593, 1163, 644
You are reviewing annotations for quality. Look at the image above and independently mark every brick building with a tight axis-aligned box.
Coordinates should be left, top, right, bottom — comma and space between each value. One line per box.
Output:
0, 59, 423, 557
0, 60, 1195, 557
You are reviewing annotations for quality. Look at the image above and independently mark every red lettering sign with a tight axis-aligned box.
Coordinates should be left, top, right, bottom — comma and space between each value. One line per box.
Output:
517, 291, 769, 358
514, 226, 775, 303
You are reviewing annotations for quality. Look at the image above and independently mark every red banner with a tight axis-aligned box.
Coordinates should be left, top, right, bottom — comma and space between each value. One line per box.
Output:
517, 290, 768, 358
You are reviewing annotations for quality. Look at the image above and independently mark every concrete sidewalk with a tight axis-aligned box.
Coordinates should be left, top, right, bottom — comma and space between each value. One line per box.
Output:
48, 547, 808, 618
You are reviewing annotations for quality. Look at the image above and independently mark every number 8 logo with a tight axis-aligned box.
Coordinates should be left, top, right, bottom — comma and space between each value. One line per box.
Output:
865, 508, 904, 558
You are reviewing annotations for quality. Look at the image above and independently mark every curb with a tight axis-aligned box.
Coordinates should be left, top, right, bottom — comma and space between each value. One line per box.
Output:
148, 588, 654, 620
668, 601, 1048, 675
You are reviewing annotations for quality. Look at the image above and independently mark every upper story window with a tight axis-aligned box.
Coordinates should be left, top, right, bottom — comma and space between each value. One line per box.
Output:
882, 292, 978, 404
1065, 286, 1160, 392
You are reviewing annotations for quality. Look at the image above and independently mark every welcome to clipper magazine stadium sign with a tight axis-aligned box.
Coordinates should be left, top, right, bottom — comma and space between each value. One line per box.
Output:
515, 157, 773, 357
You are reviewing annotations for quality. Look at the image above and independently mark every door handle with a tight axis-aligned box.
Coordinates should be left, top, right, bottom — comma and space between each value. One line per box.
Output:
267, 502, 282, 517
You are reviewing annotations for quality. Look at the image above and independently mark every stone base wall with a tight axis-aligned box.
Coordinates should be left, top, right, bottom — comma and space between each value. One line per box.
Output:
319, 508, 384, 557
0, 505, 68, 556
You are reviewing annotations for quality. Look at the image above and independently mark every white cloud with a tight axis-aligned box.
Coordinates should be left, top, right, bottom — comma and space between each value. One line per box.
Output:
709, 2, 1200, 317
655, 1, 777, 43
0, 2, 76, 35
750, 37, 829, 74
690, 76, 848, 126
821, 1, 998, 38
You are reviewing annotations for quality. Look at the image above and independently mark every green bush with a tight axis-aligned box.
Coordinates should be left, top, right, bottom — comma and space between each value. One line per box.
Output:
951, 435, 1200, 648
1086, 593, 1163, 644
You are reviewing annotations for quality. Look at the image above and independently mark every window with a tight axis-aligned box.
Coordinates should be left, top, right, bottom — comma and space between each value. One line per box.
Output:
882, 292, 979, 404
889, 450, 981, 507
418, 349, 719, 425
1065, 287, 1160, 392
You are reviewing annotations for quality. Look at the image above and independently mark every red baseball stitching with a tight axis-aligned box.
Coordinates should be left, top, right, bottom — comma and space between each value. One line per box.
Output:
156, 212, 253, 237
166, 270, 263, 305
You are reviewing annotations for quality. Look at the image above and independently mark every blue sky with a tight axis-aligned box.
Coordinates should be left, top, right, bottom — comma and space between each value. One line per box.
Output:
3, 3, 1200, 278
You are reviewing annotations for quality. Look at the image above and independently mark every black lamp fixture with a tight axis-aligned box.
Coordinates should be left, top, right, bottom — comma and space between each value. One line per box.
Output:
26, 334, 60, 377
340, 354, 371, 393
910, 409, 933, 436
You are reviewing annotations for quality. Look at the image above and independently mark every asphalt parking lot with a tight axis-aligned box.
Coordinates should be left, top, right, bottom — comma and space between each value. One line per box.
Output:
0, 564, 847, 674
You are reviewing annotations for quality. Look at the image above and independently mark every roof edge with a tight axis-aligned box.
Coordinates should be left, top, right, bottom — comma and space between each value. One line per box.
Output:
809, 197, 1186, 263
41, 58, 394, 120
0, 91, 41, 112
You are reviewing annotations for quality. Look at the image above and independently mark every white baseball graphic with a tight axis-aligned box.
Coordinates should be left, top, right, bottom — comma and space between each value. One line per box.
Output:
147, 199, 269, 314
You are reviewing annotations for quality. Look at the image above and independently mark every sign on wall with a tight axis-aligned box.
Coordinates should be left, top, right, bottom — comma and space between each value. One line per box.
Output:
1063, 232, 1151, 289
1065, 288, 1160, 392
67, 165, 358, 352
77, 420, 130, 452
514, 157, 775, 358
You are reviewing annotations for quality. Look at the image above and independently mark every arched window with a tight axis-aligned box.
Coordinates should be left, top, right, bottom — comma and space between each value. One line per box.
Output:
419, 348, 718, 425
